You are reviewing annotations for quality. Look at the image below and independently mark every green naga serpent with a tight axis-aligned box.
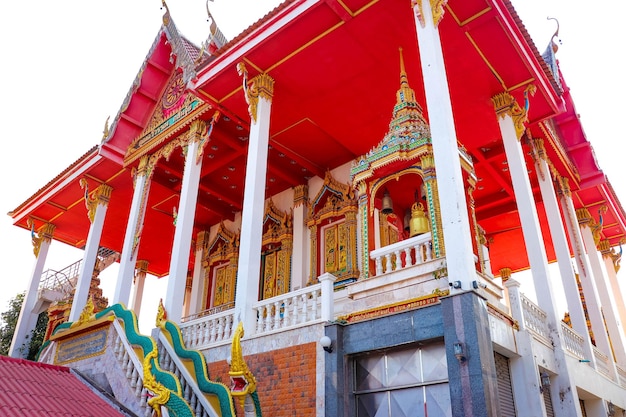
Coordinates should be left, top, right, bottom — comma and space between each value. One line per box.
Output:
155, 300, 237, 417
50, 299, 194, 417
155, 300, 263, 417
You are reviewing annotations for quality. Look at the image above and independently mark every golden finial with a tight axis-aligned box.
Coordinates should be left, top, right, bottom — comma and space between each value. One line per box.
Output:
102, 116, 110, 141
547, 17, 560, 53
156, 299, 167, 328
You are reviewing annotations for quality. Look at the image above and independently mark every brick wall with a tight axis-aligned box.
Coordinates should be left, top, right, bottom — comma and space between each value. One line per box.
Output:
210, 341, 317, 416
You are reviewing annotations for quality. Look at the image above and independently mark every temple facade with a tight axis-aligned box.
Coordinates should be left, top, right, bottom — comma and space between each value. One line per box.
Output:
8, 0, 626, 416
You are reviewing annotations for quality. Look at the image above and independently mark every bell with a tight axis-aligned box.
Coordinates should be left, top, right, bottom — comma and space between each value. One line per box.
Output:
381, 189, 394, 214
403, 208, 411, 232
409, 202, 430, 237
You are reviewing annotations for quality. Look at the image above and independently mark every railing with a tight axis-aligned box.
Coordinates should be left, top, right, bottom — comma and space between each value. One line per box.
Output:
38, 261, 80, 294
182, 302, 235, 323
560, 323, 585, 359
252, 283, 323, 336
370, 233, 432, 275
111, 319, 153, 417
520, 294, 550, 343
593, 346, 612, 379
617, 364, 626, 388
179, 308, 235, 350
157, 336, 215, 417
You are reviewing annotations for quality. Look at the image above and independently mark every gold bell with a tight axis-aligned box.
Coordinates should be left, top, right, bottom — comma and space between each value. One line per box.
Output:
381, 189, 394, 214
409, 202, 429, 237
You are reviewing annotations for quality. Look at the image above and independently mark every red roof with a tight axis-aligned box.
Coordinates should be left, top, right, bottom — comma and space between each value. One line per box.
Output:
0, 355, 131, 417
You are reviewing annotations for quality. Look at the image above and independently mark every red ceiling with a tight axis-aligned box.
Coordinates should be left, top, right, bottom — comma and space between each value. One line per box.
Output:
10, 0, 626, 278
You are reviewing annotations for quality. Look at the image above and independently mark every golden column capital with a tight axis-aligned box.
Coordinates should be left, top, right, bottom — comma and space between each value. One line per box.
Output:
28, 220, 55, 258
293, 184, 309, 208
195, 230, 208, 252
412, 0, 448, 28
499, 267, 512, 282
80, 179, 113, 223
492, 85, 536, 141
237, 61, 274, 123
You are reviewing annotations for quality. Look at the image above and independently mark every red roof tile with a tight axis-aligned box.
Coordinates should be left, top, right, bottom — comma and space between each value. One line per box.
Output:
0, 356, 131, 417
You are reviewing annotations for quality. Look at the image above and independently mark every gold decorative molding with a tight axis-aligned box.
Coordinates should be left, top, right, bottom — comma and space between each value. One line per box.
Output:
237, 62, 274, 123
196, 111, 220, 164
195, 230, 208, 253
28, 220, 55, 258
80, 179, 113, 223
499, 267, 512, 282
556, 176, 571, 198
293, 184, 309, 208
412, 0, 448, 28
492, 85, 536, 141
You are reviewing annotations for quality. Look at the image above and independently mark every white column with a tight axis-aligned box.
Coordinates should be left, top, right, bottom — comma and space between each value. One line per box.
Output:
10, 223, 55, 358
560, 185, 614, 366
504, 279, 547, 417
579, 211, 626, 366
165, 120, 208, 323
412, 1, 476, 291
494, 93, 579, 416
114, 155, 151, 306
291, 185, 308, 290
234, 69, 274, 334
189, 231, 207, 316
130, 260, 149, 317
319, 272, 337, 321
600, 241, 626, 335
69, 184, 112, 322
534, 148, 595, 365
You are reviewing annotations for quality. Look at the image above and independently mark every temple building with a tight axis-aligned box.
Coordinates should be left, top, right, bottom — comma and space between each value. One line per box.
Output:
7, 0, 626, 416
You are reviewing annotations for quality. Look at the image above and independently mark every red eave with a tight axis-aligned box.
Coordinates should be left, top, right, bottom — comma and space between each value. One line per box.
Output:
8, 146, 100, 221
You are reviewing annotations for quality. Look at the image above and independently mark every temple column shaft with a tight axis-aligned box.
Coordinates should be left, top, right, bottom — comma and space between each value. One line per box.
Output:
413, 1, 475, 290
535, 154, 595, 365
114, 156, 151, 305
600, 242, 626, 336
165, 125, 205, 323
559, 187, 614, 366
292, 185, 308, 289
495, 96, 579, 416
579, 216, 626, 366
234, 71, 274, 334
69, 184, 112, 322
413, 4, 498, 417
188, 231, 207, 316
130, 260, 148, 317
10, 223, 55, 358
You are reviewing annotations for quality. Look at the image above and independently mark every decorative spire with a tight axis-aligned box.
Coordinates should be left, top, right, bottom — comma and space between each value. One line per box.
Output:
382, 48, 430, 147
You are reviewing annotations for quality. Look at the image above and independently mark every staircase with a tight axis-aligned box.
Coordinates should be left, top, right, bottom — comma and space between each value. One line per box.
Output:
35, 246, 119, 314
38, 303, 251, 417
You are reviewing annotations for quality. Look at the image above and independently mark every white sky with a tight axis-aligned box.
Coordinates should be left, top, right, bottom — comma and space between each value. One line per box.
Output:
1, 0, 624, 332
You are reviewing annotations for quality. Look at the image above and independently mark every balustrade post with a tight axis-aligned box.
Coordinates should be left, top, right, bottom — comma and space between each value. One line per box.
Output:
404, 247, 413, 267
319, 273, 337, 322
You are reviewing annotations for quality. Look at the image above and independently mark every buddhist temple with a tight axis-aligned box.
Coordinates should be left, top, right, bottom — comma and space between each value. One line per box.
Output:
7, 0, 626, 416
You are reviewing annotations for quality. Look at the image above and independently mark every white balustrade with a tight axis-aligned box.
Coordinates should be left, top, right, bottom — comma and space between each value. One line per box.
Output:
617, 364, 626, 388
520, 294, 550, 342
179, 308, 235, 350
593, 346, 612, 380
370, 233, 433, 275
111, 320, 153, 417
252, 283, 323, 336
156, 333, 217, 417
560, 323, 585, 359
